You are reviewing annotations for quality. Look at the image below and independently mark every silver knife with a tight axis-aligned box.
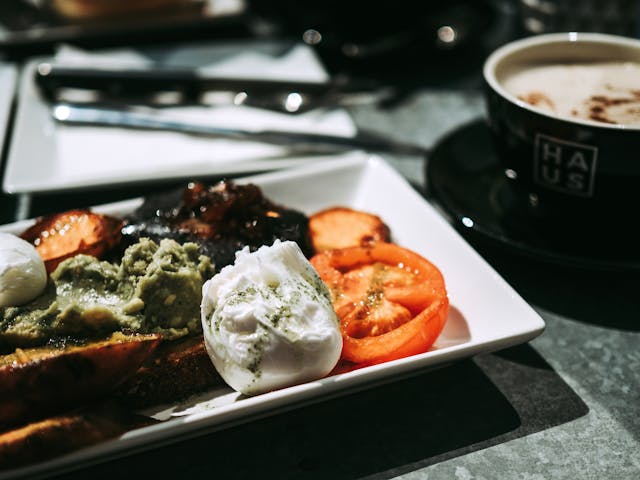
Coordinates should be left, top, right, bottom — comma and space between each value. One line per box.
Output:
36, 63, 393, 113
52, 104, 429, 156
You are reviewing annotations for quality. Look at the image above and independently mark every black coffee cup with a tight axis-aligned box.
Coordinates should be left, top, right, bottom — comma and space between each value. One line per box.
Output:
483, 33, 640, 251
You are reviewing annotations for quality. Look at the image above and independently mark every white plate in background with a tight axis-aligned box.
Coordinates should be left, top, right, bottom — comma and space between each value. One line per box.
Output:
2, 42, 356, 194
0, 153, 545, 480
0, 62, 17, 162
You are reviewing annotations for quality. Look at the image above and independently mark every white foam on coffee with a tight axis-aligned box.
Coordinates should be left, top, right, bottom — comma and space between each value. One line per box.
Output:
502, 62, 640, 126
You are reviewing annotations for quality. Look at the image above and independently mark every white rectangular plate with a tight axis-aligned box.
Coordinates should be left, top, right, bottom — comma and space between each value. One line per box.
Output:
0, 153, 545, 479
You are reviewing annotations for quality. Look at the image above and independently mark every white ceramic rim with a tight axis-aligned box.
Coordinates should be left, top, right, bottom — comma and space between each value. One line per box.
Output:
483, 32, 640, 131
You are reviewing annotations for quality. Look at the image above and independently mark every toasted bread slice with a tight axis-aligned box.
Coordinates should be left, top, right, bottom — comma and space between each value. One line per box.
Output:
0, 336, 219, 469
309, 207, 391, 252
0, 402, 156, 469
0, 333, 160, 429
113, 336, 223, 409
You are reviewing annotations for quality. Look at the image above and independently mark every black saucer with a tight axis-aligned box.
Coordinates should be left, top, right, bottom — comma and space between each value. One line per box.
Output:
425, 119, 640, 272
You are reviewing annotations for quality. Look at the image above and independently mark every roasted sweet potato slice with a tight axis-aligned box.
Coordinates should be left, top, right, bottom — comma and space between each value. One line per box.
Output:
0, 402, 157, 469
0, 333, 160, 428
20, 209, 124, 273
309, 207, 391, 252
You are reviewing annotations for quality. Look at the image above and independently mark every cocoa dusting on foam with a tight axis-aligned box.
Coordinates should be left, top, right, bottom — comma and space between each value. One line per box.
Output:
517, 92, 555, 111
587, 90, 640, 124
502, 62, 640, 126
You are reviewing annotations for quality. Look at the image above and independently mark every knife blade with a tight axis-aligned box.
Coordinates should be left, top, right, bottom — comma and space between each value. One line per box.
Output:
36, 63, 388, 113
52, 104, 429, 156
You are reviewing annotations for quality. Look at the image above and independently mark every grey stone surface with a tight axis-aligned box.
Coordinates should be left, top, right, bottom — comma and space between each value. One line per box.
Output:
347, 88, 640, 480
395, 311, 640, 480
349, 90, 486, 187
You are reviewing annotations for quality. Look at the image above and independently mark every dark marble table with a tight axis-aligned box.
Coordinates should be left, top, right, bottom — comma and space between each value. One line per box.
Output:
1, 35, 638, 480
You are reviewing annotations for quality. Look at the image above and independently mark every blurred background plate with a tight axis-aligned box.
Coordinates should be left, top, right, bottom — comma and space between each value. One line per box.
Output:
0, 0, 250, 59
0, 62, 17, 158
0, 62, 18, 223
2, 41, 357, 194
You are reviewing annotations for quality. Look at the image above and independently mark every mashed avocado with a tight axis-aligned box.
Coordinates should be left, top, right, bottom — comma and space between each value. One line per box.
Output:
0, 238, 214, 350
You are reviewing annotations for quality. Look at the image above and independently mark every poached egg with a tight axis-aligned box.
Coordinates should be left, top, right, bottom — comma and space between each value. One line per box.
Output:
201, 240, 341, 396
0, 232, 48, 307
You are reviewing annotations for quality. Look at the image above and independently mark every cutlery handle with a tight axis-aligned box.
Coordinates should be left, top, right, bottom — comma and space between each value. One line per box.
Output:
35, 63, 336, 99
